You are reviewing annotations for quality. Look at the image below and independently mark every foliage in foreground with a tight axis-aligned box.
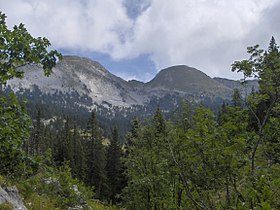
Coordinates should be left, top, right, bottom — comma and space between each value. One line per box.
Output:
1, 159, 122, 210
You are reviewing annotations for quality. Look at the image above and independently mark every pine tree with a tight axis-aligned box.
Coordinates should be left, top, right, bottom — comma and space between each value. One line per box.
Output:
84, 111, 106, 198
153, 106, 166, 135
106, 127, 123, 204
125, 117, 140, 154
232, 88, 242, 107
70, 123, 86, 180
26, 108, 43, 156
52, 117, 71, 165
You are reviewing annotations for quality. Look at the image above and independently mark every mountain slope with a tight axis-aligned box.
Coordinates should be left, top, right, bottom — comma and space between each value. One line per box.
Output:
7, 55, 252, 110
213, 77, 259, 97
8, 56, 144, 107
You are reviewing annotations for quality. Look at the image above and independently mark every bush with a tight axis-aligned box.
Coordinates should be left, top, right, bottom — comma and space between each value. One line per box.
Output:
17, 162, 94, 209
0, 202, 13, 210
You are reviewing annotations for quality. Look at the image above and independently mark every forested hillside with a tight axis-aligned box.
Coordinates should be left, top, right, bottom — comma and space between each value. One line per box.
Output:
1, 11, 280, 210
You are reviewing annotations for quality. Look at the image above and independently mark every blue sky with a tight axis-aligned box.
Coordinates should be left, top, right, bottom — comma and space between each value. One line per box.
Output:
1, 0, 280, 82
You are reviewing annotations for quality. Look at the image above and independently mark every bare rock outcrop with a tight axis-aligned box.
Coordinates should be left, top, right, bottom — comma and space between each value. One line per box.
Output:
0, 186, 27, 210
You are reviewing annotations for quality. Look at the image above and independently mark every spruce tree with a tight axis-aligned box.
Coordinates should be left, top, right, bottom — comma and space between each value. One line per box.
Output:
106, 127, 122, 204
232, 88, 242, 107
70, 123, 86, 180
84, 111, 106, 198
125, 117, 140, 154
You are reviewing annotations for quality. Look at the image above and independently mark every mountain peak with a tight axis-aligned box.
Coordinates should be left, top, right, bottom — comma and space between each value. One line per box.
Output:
59, 55, 109, 74
146, 65, 230, 97
159, 65, 208, 78
161, 65, 194, 71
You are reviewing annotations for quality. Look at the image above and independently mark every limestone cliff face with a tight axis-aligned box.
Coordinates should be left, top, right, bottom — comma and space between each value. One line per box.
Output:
8, 56, 144, 107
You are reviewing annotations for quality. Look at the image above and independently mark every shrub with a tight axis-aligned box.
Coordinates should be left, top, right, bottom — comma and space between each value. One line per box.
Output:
0, 202, 13, 210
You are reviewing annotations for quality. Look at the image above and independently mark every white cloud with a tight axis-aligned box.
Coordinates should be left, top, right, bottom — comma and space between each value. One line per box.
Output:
2, 0, 132, 53
114, 0, 278, 78
1, 0, 279, 80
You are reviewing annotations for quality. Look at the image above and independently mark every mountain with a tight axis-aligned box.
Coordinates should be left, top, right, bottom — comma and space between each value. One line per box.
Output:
146, 65, 232, 99
8, 56, 238, 109
5, 55, 258, 140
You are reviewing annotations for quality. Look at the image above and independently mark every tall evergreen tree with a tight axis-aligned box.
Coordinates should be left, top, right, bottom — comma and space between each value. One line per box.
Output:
153, 106, 166, 135
52, 117, 72, 165
70, 123, 86, 180
232, 88, 242, 107
84, 111, 106, 198
124, 117, 140, 158
31, 108, 45, 156
106, 127, 123, 204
